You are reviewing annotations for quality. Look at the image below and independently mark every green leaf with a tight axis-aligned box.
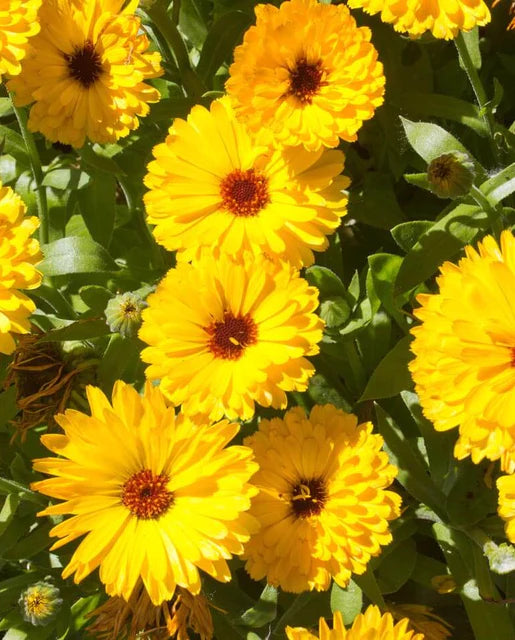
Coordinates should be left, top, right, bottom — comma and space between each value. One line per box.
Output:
330, 580, 362, 625
360, 337, 413, 401
319, 296, 352, 328
460, 27, 481, 70
197, 11, 252, 83
0, 126, 30, 169
348, 172, 404, 229
375, 405, 444, 514
445, 460, 497, 527
42, 168, 91, 190
41, 237, 119, 276
76, 171, 116, 248
391, 221, 434, 252
237, 585, 278, 628
375, 537, 417, 594
0, 494, 20, 537
3, 521, 54, 559
403, 172, 431, 191
69, 595, 103, 631
400, 117, 483, 175
395, 92, 488, 136
79, 144, 125, 176
37, 318, 111, 342
480, 162, 515, 205
304, 266, 346, 298
79, 285, 112, 313
97, 334, 140, 394
367, 253, 408, 328
394, 203, 488, 294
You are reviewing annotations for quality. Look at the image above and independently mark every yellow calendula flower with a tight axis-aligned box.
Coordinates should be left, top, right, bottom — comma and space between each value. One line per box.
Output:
409, 231, 515, 473
286, 607, 424, 640
348, 0, 490, 39
497, 474, 515, 543
8, 0, 162, 148
0, 181, 42, 355
388, 604, 452, 640
32, 381, 258, 605
225, 0, 385, 151
144, 97, 349, 268
243, 405, 401, 592
0, 0, 41, 80
139, 254, 323, 423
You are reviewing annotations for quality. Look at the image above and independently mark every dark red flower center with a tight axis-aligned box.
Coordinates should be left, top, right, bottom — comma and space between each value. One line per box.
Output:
122, 469, 174, 520
288, 58, 326, 104
220, 169, 269, 217
291, 477, 327, 518
65, 40, 103, 88
206, 311, 258, 360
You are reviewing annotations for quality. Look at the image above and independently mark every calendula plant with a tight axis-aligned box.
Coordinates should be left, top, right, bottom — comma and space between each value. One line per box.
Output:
0, 0, 514, 639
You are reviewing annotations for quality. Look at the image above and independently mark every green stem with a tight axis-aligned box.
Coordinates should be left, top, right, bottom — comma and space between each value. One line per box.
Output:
270, 592, 312, 637
470, 184, 503, 239
117, 176, 165, 272
454, 33, 499, 164
9, 96, 49, 245
146, 2, 205, 98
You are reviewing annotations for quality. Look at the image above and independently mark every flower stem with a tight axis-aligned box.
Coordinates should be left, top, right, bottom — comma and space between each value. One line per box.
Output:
470, 184, 503, 239
146, 2, 205, 99
454, 32, 499, 164
9, 96, 49, 245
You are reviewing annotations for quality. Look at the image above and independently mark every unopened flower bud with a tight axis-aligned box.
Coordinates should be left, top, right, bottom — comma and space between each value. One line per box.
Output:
427, 151, 475, 199
104, 291, 146, 338
19, 581, 62, 626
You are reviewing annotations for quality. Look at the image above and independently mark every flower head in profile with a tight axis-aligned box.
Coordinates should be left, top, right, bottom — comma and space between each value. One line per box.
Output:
0, 181, 42, 355
497, 474, 515, 543
0, 0, 41, 80
32, 381, 258, 605
243, 405, 401, 592
144, 97, 348, 268
139, 254, 323, 423
225, 0, 385, 151
87, 580, 213, 640
409, 231, 515, 473
348, 0, 490, 39
286, 607, 424, 640
8, 0, 162, 148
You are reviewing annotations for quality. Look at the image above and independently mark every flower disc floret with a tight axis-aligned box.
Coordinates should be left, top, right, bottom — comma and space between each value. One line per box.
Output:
8, 0, 162, 148
286, 607, 424, 640
410, 231, 515, 473
225, 0, 385, 151
139, 254, 324, 423
0, 0, 41, 80
144, 97, 349, 268
0, 181, 42, 355
243, 404, 401, 592
31, 380, 258, 604
348, 0, 490, 39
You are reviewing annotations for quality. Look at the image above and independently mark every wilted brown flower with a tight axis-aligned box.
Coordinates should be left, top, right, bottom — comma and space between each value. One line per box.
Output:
5, 332, 96, 437
388, 603, 453, 640
86, 581, 214, 640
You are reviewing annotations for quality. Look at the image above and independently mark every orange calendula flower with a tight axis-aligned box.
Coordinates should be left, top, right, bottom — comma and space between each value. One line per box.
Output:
409, 231, 515, 473
0, 181, 42, 355
32, 381, 258, 604
348, 0, 490, 39
139, 254, 323, 423
226, 0, 385, 151
0, 0, 41, 80
144, 97, 349, 268
243, 405, 400, 592
286, 607, 424, 640
8, 0, 162, 148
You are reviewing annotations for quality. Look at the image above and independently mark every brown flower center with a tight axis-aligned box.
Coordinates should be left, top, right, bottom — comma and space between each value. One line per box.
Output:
206, 311, 258, 360
428, 156, 453, 181
65, 40, 103, 88
220, 169, 269, 217
122, 469, 174, 520
288, 58, 326, 104
291, 477, 327, 518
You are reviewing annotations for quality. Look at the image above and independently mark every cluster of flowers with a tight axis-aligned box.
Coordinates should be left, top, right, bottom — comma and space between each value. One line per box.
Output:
0, 0, 507, 637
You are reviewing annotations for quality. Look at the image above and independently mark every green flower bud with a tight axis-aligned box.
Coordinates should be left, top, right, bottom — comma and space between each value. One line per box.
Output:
19, 581, 62, 627
427, 151, 475, 199
104, 291, 146, 338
